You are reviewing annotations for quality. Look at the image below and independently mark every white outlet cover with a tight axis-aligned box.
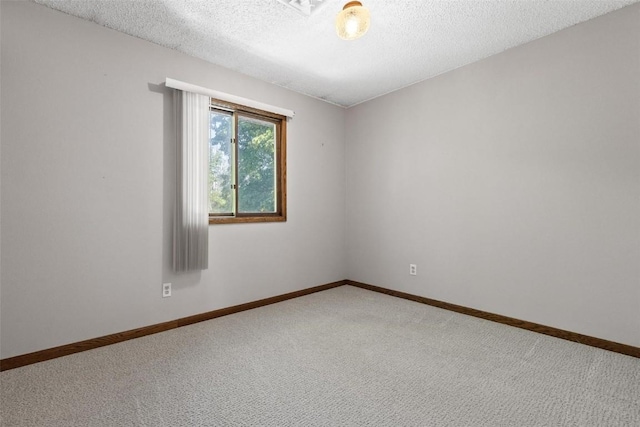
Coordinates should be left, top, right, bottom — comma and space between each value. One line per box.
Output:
162, 283, 172, 297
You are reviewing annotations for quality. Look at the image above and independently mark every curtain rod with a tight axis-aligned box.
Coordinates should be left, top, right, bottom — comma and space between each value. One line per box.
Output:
165, 78, 295, 118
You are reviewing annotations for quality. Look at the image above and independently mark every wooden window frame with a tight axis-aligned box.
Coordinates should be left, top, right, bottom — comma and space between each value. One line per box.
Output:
208, 98, 287, 225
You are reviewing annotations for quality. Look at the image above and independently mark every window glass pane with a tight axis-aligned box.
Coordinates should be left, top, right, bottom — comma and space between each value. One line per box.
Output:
237, 115, 276, 213
209, 110, 233, 214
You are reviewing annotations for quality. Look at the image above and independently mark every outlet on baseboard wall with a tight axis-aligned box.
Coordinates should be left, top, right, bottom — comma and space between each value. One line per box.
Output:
409, 264, 417, 276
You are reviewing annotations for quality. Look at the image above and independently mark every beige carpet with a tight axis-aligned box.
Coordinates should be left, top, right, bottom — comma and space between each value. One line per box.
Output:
1, 285, 639, 426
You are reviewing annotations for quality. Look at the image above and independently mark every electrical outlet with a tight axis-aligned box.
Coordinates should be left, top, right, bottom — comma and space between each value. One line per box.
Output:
162, 283, 172, 298
409, 264, 417, 276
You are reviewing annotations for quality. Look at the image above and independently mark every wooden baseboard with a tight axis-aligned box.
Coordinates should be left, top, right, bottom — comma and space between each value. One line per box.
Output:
0, 280, 347, 371
347, 280, 640, 359
3, 278, 637, 371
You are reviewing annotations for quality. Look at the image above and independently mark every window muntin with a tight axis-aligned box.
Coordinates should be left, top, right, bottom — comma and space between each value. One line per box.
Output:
208, 100, 286, 224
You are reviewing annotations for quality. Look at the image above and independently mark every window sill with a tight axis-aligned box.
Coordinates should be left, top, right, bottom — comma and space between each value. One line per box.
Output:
209, 215, 286, 225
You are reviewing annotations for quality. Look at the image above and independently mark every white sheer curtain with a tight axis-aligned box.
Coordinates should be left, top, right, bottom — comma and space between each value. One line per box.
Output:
173, 90, 209, 272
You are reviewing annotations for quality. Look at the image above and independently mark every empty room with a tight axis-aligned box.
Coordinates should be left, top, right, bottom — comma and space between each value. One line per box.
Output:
1, 0, 639, 425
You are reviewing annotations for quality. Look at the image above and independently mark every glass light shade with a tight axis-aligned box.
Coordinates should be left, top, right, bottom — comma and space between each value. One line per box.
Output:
336, 1, 370, 40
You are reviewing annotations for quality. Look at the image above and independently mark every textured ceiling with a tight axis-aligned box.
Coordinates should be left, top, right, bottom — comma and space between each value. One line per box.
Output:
34, 0, 639, 107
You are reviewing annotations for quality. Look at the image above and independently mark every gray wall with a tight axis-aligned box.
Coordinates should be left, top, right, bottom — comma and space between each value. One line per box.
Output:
0, 1, 346, 359
346, 4, 640, 347
2, 1, 639, 359
0, 0, 3, 361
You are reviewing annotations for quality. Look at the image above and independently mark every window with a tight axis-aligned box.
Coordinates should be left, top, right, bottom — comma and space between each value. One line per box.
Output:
208, 99, 286, 224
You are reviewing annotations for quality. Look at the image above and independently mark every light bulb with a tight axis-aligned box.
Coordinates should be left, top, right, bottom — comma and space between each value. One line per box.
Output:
336, 1, 370, 40
345, 17, 359, 37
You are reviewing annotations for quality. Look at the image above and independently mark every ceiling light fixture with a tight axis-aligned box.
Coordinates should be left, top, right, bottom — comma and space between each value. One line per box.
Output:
336, 1, 370, 40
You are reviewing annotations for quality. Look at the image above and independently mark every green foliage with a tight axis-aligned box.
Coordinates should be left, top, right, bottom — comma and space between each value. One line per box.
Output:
209, 112, 276, 214
238, 117, 276, 213
209, 112, 232, 213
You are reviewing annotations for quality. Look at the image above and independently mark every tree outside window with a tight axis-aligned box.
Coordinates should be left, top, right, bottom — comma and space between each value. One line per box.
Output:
208, 101, 286, 224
